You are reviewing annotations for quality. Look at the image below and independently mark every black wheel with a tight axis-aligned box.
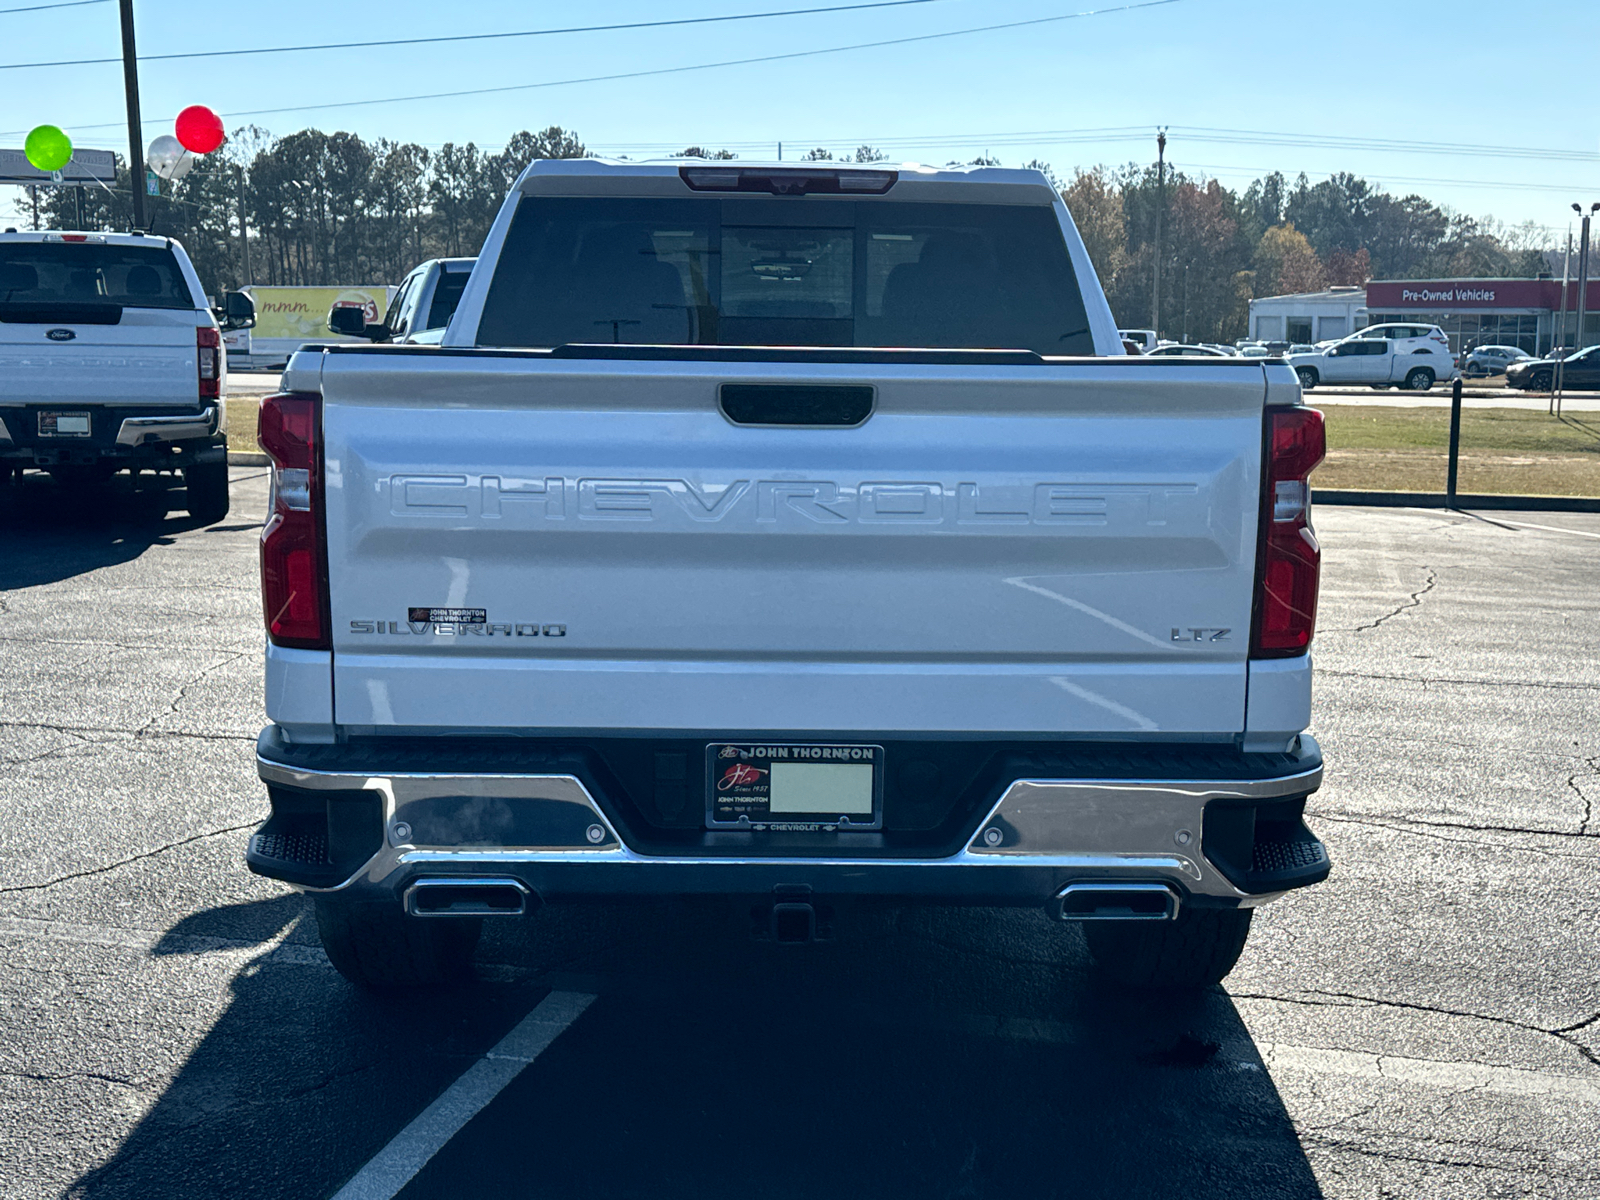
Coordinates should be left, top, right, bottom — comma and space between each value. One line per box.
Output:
313, 897, 481, 992
1084, 907, 1253, 991
183, 460, 230, 524
1403, 368, 1435, 391
1294, 367, 1317, 389
1532, 370, 1553, 392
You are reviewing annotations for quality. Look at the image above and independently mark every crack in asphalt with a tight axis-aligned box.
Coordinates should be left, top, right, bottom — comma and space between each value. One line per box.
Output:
1316, 667, 1600, 692
1301, 1130, 1596, 1179
134, 651, 252, 738
1571, 756, 1599, 835
1237, 989, 1600, 1070
1317, 809, 1600, 846
0, 634, 255, 652
1, 719, 253, 740
1317, 729, 1591, 761
1352, 568, 1437, 633
0, 822, 257, 895
283, 1060, 381, 1101
0, 1068, 147, 1090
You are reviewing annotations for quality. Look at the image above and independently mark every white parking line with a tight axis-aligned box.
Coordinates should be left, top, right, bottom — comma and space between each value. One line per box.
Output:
329, 990, 597, 1200
1488, 517, 1600, 541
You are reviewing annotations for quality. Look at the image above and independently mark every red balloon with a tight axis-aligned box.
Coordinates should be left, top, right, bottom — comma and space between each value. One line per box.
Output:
174, 105, 225, 155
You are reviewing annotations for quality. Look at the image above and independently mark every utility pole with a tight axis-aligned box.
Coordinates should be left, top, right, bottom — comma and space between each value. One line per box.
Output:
1151, 128, 1166, 336
235, 164, 253, 284
118, 0, 146, 231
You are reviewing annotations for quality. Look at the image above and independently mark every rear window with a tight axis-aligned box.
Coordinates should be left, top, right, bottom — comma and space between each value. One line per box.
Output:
476, 197, 1094, 355
426, 270, 470, 331
0, 243, 196, 310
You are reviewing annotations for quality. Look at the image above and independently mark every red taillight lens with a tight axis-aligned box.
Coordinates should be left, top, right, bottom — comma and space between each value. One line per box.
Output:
1251, 406, 1325, 658
197, 327, 221, 399
258, 392, 330, 649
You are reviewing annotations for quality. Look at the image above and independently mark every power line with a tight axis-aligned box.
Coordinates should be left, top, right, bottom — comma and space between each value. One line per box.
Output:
0, 0, 104, 12
0, 0, 968, 70
155, 0, 1194, 129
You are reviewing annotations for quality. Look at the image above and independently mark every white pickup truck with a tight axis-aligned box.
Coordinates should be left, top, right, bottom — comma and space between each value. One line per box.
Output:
0, 231, 253, 520
248, 161, 1330, 993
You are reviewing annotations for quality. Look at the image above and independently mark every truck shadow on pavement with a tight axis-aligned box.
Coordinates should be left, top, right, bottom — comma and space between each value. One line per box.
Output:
0, 472, 221, 591
69, 900, 1324, 1200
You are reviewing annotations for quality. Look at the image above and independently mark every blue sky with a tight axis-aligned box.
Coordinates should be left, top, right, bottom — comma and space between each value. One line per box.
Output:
3, 0, 1596, 239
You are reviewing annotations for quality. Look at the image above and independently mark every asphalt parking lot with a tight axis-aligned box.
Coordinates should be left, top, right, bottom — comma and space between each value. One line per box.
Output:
2, 468, 1597, 1200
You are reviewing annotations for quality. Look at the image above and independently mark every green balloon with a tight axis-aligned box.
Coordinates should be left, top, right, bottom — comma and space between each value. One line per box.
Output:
25, 124, 72, 173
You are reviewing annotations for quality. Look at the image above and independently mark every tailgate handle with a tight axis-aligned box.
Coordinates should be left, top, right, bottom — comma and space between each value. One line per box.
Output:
719, 384, 873, 427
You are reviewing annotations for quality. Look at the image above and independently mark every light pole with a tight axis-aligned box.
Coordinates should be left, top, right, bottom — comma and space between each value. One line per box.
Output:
1151, 128, 1166, 336
1556, 202, 1599, 416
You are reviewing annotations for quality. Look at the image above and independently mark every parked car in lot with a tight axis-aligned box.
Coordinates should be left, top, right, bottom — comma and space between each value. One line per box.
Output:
1461, 345, 1532, 377
1287, 324, 1457, 391
1144, 343, 1230, 357
0, 230, 253, 519
1239, 344, 1272, 358
328, 257, 474, 344
1505, 344, 1600, 391
251, 160, 1330, 996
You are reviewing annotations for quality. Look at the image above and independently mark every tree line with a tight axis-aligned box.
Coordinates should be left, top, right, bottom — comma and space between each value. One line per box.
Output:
1060, 165, 1552, 342
27, 124, 1554, 343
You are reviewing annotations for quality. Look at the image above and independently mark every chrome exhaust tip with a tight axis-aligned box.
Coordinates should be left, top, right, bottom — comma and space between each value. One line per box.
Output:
404, 877, 531, 918
1057, 882, 1180, 922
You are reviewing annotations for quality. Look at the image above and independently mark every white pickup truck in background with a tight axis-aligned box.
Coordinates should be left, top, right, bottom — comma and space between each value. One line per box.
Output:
0, 231, 254, 521
327, 256, 475, 345
248, 161, 1330, 994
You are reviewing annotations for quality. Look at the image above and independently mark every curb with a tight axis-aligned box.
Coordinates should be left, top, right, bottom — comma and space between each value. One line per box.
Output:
1316, 489, 1600, 513
228, 452, 270, 466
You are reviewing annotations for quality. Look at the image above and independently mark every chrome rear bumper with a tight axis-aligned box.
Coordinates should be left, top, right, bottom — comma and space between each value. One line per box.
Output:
251, 736, 1327, 908
114, 405, 218, 446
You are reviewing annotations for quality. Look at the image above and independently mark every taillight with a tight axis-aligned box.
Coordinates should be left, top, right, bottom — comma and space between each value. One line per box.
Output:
1251, 406, 1325, 658
258, 392, 330, 649
197, 327, 221, 399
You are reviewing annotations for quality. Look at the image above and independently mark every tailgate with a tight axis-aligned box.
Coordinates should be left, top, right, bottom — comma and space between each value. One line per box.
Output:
0, 308, 201, 407
321, 355, 1267, 736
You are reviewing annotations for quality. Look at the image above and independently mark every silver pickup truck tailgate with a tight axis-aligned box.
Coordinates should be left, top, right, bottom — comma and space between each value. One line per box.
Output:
319, 354, 1267, 736
0, 308, 203, 407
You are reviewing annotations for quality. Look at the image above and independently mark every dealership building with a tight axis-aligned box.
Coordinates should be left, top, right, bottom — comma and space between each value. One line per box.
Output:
1249, 279, 1600, 354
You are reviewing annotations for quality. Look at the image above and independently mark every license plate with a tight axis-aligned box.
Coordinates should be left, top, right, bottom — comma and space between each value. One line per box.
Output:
38, 411, 91, 437
705, 743, 884, 831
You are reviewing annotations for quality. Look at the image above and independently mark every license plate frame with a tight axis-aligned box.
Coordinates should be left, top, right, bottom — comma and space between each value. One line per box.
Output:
38, 410, 92, 438
705, 743, 884, 832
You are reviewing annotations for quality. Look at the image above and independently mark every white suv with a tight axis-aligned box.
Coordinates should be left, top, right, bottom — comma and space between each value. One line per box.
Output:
1287, 323, 1456, 391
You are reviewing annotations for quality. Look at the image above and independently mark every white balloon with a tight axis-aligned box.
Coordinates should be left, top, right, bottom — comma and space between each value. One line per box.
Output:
146, 135, 192, 182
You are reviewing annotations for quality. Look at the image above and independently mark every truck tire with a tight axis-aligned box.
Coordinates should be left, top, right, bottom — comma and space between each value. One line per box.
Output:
183, 460, 230, 524
1403, 368, 1435, 391
313, 897, 481, 992
1294, 367, 1317, 389
1083, 907, 1253, 991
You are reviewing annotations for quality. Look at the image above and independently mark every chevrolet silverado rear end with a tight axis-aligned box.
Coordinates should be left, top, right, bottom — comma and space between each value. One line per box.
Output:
247, 161, 1329, 992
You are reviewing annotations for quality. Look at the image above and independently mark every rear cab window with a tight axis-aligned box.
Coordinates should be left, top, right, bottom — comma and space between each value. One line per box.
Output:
476, 197, 1095, 355
426, 270, 470, 332
0, 243, 197, 313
